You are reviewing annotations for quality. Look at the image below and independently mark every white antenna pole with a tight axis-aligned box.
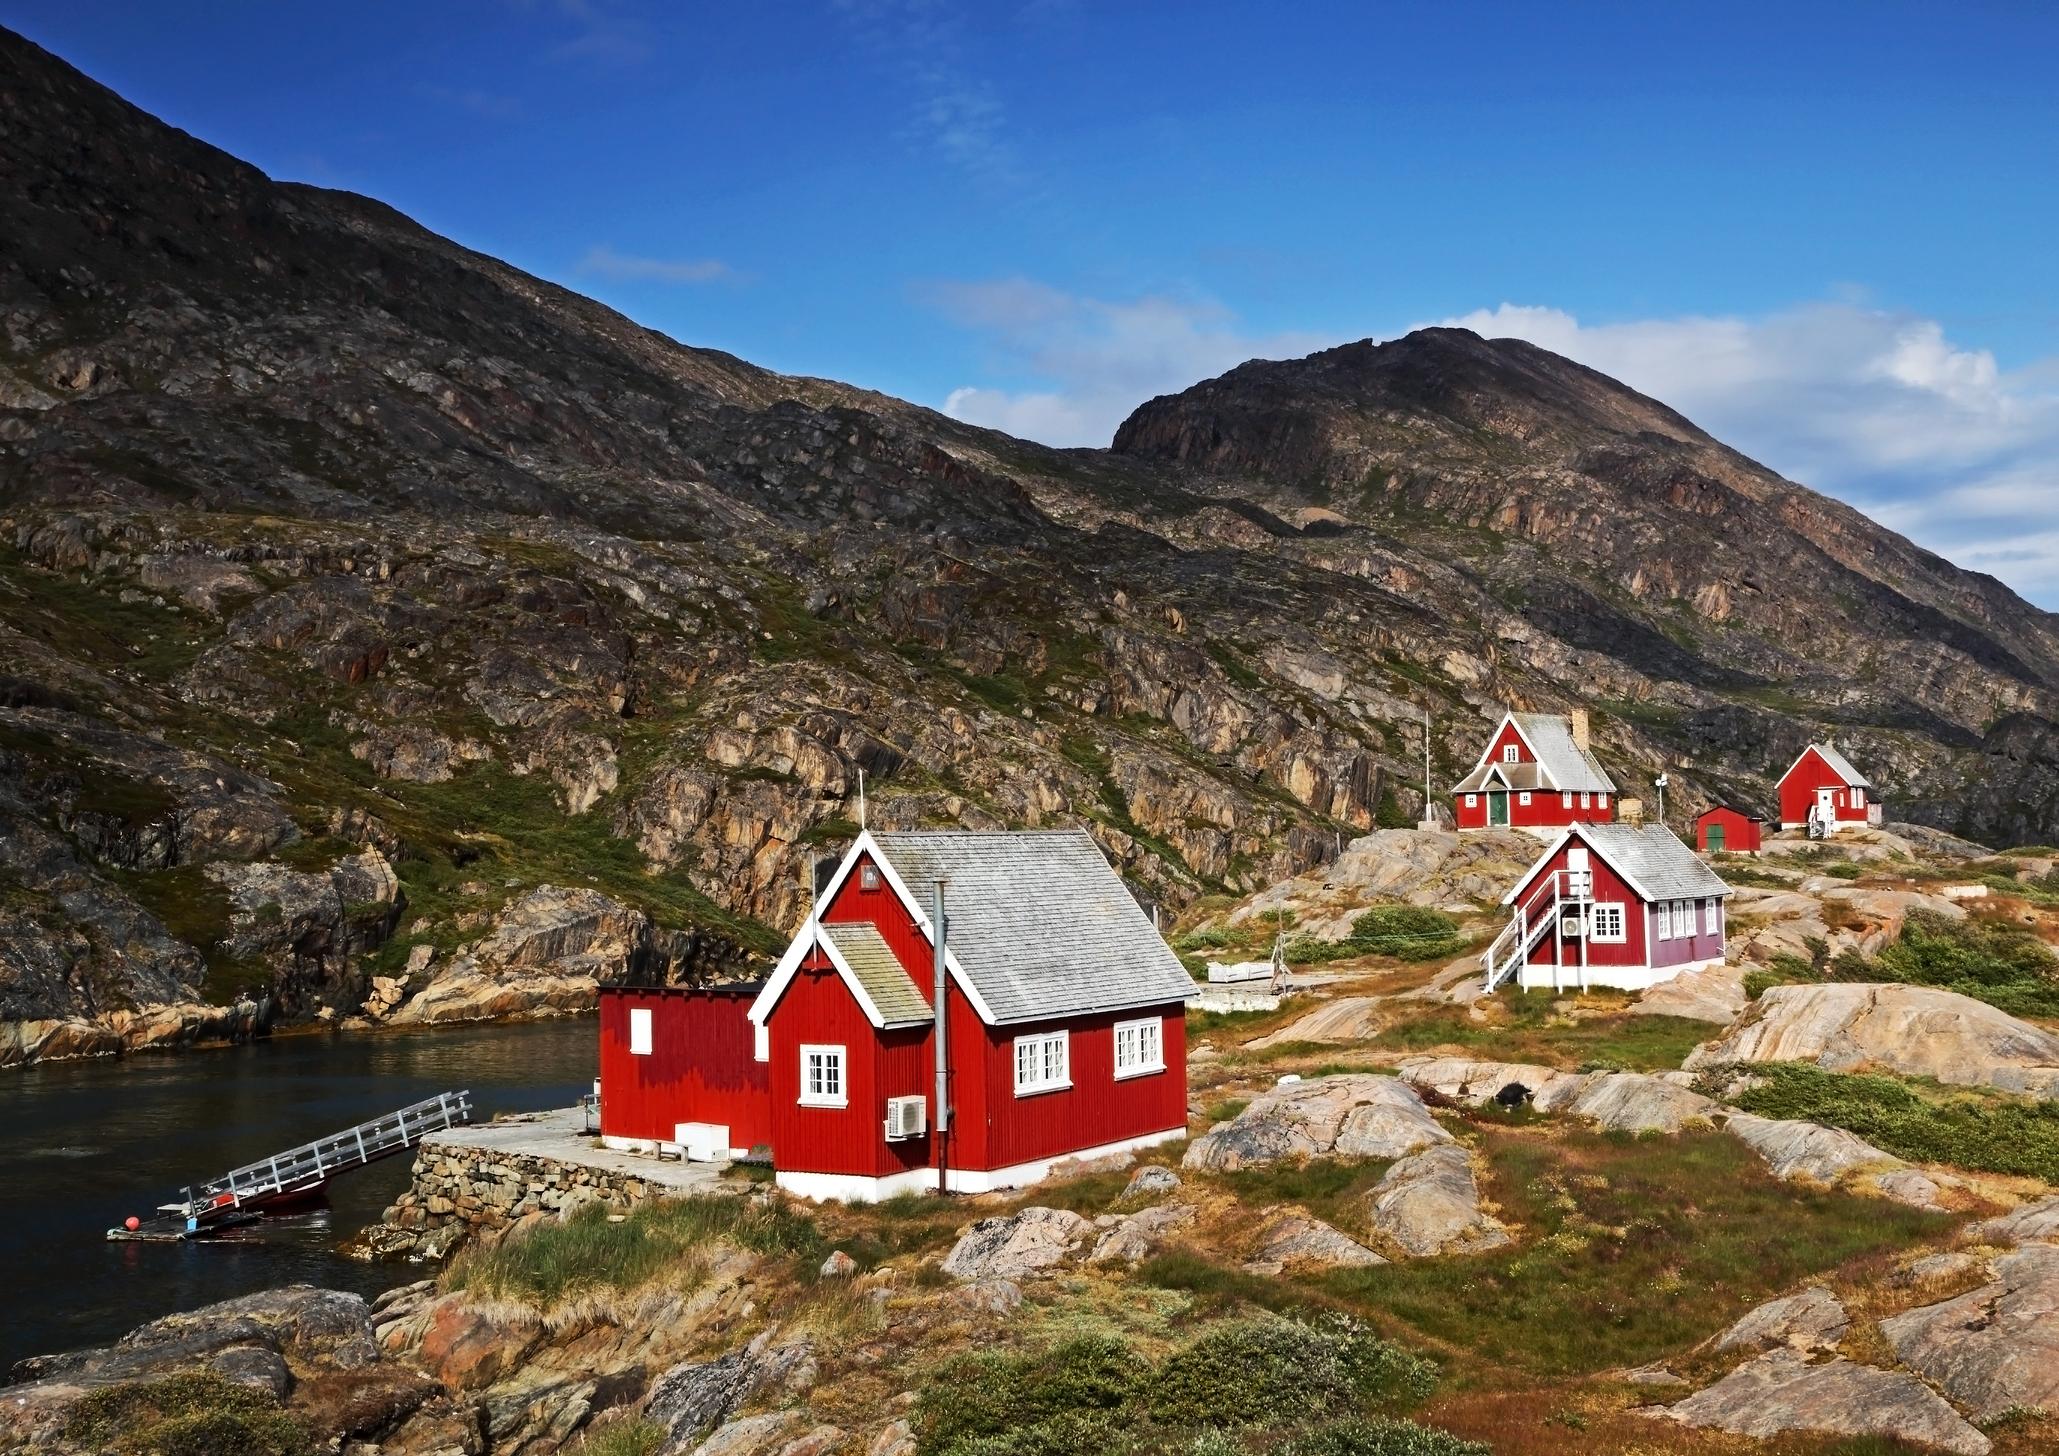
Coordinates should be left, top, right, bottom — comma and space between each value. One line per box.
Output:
857, 767, 866, 829
1422, 706, 1431, 822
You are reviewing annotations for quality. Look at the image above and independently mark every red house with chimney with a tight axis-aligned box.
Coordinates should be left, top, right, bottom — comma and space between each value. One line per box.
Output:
597, 829, 1195, 1201
1777, 743, 1876, 837
1453, 710, 1616, 832
1483, 821, 1731, 992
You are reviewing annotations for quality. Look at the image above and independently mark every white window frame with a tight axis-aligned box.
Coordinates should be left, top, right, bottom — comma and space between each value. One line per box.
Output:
1113, 1018, 1164, 1080
1597, 794, 1608, 810
798, 1044, 847, 1108
1589, 902, 1627, 943
1657, 901, 1672, 939
1518, 791, 1532, 806
1561, 792, 1573, 809
1503, 744, 1520, 763
1580, 791, 1592, 809
1851, 787, 1865, 809
1703, 897, 1718, 935
860, 862, 881, 890
628, 1006, 653, 1057
1013, 1030, 1070, 1096
1464, 793, 1478, 808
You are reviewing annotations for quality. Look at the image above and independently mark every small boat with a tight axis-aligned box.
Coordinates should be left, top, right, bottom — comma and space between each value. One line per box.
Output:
106, 1209, 263, 1242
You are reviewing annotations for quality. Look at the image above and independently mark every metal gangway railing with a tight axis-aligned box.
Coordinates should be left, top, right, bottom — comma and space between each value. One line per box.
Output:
171, 1090, 472, 1218
1481, 870, 1592, 993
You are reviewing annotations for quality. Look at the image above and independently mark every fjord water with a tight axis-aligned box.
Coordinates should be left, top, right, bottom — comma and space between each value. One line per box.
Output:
0, 1018, 597, 1368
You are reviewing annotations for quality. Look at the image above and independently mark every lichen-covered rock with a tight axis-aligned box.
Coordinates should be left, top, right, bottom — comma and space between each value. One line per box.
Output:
1879, 1244, 2059, 1421
1122, 1164, 1181, 1199
1368, 1144, 1510, 1257
1711, 1286, 1849, 1353
1087, 1202, 1196, 1265
1243, 1211, 1387, 1274
1722, 1112, 1948, 1208
1685, 983, 2059, 1099
1662, 1348, 1989, 1454
1183, 1075, 1450, 1171
644, 1332, 817, 1452
1396, 1058, 1715, 1133
1966, 1192, 2059, 1247
940, 1207, 1088, 1281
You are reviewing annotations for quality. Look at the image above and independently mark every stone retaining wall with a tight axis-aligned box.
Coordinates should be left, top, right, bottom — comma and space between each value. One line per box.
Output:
346, 1136, 665, 1261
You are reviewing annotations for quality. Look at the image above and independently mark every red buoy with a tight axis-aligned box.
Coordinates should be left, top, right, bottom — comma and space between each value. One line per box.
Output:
125, 1216, 141, 1231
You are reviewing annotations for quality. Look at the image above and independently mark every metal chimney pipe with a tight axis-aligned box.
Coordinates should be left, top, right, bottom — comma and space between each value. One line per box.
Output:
932, 878, 950, 1192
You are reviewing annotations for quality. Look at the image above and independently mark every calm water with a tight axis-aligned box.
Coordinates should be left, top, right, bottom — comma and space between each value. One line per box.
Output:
0, 1018, 597, 1369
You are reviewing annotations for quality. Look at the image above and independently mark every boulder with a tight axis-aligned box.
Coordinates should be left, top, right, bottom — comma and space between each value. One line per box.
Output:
1891, 1251, 1987, 1289
940, 1207, 1088, 1281
645, 1332, 817, 1453
1182, 1075, 1450, 1171
1879, 1244, 2059, 1421
1684, 983, 2059, 1099
1396, 1058, 1716, 1133
1966, 1192, 2059, 1247
1662, 1348, 1989, 1455
819, 1250, 857, 1279
1122, 1164, 1181, 1199
1712, 1287, 1849, 1353
1722, 1113, 1948, 1209
1243, 1211, 1387, 1275
1368, 1144, 1510, 1257
1250, 996, 1384, 1048
944, 1278, 1023, 1317
1087, 1202, 1196, 1265
1631, 961, 1748, 1024
693, 1411, 799, 1456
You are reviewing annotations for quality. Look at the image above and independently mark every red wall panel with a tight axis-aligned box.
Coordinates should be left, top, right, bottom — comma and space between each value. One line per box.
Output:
598, 987, 771, 1149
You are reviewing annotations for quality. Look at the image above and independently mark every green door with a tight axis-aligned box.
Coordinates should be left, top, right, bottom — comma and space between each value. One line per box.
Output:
1488, 791, 1509, 827
1706, 823, 1725, 854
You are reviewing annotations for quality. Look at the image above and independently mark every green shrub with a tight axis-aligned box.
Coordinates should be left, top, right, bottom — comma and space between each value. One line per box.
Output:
1346, 905, 1462, 961
1174, 928, 1238, 952
1718, 1062, 2059, 1181
1859, 911, 2059, 1017
578, 1420, 669, 1456
64, 1372, 310, 1456
447, 1195, 823, 1305
1823, 862, 1864, 879
917, 1317, 1438, 1456
1280, 1418, 1490, 1456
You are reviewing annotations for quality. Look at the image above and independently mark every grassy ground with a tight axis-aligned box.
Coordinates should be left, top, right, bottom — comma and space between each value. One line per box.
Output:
1714, 1061, 2059, 1182
1154, 1124, 1949, 1382
1362, 989, 1714, 1073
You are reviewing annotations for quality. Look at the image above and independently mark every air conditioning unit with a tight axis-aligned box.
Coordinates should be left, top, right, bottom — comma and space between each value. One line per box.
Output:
1559, 913, 1586, 937
883, 1095, 928, 1141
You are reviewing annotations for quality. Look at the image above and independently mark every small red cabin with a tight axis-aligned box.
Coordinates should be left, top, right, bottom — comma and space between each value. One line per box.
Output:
598, 829, 1195, 1201
1452, 710, 1616, 832
1777, 743, 1875, 837
1483, 822, 1731, 992
1695, 805, 1764, 855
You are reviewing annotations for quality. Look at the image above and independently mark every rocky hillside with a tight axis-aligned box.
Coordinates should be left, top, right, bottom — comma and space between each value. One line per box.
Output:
3, 25, 2057, 1061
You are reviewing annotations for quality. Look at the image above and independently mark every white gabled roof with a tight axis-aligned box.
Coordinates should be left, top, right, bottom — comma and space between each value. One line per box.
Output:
1781, 741, 1870, 789
1453, 712, 1615, 795
1503, 821, 1731, 906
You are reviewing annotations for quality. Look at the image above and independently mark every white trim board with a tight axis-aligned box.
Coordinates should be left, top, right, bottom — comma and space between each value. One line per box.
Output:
772, 1127, 1189, 1202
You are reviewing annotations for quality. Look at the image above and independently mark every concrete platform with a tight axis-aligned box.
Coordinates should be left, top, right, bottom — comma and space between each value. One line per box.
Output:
421, 1106, 731, 1193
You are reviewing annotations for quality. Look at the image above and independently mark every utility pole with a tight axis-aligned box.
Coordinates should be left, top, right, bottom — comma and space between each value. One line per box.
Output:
1655, 772, 1668, 827
857, 767, 866, 830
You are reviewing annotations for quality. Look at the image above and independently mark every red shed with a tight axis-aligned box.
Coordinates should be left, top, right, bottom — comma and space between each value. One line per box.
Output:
598, 984, 771, 1159
598, 829, 1195, 1201
1777, 743, 1876, 837
1482, 821, 1731, 993
1452, 710, 1617, 833
1695, 805, 1764, 855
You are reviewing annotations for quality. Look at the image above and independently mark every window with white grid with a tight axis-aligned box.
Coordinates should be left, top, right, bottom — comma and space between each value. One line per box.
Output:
799, 1044, 846, 1107
1013, 1031, 1070, 1095
1113, 1018, 1164, 1079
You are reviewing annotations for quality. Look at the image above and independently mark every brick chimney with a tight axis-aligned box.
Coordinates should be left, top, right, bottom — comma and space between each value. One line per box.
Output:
1569, 707, 1591, 751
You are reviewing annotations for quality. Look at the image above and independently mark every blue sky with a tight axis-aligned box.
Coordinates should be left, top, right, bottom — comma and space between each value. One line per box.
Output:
11, 2, 2059, 604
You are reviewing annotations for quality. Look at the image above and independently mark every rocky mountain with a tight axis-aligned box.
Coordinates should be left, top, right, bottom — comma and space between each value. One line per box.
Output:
2, 25, 2056, 1062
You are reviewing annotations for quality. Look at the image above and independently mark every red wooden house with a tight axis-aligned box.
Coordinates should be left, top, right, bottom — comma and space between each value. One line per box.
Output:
1482, 821, 1731, 992
1695, 805, 1765, 855
1452, 710, 1616, 832
598, 829, 1195, 1202
1777, 743, 1876, 836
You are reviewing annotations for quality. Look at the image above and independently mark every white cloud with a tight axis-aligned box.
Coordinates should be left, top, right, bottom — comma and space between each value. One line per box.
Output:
1436, 302, 2059, 605
578, 246, 737, 286
926, 278, 1337, 447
